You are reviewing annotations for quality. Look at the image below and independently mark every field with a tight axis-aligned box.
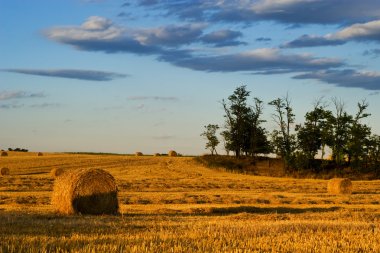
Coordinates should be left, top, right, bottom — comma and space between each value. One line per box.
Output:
1, 152, 380, 252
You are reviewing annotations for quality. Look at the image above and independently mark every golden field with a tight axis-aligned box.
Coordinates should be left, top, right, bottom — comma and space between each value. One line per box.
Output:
1, 152, 380, 252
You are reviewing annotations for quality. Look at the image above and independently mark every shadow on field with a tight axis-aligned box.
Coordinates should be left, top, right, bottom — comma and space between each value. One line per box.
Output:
189, 206, 341, 215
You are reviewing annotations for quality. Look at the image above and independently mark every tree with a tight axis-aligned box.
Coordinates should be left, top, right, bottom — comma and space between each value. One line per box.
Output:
221, 86, 252, 158
327, 98, 353, 166
346, 100, 371, 170
269, 95, 296, 170
200, 124, 220, 155
221, 86, 269, 158
295, 99, 332, 168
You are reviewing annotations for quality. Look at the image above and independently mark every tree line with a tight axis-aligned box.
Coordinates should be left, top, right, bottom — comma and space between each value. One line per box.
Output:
201, 86, 380, 173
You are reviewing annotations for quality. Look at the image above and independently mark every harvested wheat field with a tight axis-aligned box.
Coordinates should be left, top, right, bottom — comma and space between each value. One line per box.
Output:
1, 152, 380, 252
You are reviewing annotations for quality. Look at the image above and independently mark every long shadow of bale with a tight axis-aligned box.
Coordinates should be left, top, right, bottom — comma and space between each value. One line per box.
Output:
51, 168, 119, 215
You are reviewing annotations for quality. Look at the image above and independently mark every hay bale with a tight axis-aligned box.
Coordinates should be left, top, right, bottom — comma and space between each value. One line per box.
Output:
327, 178, 352, 194
1, 167, 9, 176
50, 168, 65, 178
1, 151, 8, 157
51, 168, 119, 215
135, 152, 143, 156
37, 152, 43, 156
153, 153, 161, 157
168, 150, 177, 157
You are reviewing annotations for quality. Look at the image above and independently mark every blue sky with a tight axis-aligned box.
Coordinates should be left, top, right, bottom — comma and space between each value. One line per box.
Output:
2, 0, 380, 155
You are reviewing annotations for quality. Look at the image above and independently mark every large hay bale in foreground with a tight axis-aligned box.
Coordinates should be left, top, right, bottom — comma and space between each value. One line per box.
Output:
37, 152, 43, 156
168, 150, 177, 157
1, 167, 9, 176
327, 178, 352, 194
1, 151, 8, 157
51, 168, 119, 215
135, 152, 143, 156
50, 168, 65, 178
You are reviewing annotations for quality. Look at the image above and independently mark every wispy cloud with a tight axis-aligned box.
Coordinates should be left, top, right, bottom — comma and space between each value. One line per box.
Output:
0, 103, 24, 109
0, 91, 45, 100
152, 135, 176, 140
363, 49, 380, 58
2, 68, 127, 81
29, 103, 61, 108
127, 96, 179, 101
256, 37, 272, 42
293, 69, 380, 90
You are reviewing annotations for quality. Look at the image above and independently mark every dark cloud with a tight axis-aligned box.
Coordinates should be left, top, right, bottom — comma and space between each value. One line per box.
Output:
3, 69, 127, 81
200, 29, 246, 47
283, 20, 380, 48
160, 48, 344, 73
0, 91, 45, 100
293, 69, 380, 90
135, 0, 380, 25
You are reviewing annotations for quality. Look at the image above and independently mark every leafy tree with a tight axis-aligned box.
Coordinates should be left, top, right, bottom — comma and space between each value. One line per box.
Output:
220, 130, 233, 156
327, 98, 353, 166
295, 99, 332, 168
200, 124, 220, 155
221, 86, 252, 158
221, 86, 269, 158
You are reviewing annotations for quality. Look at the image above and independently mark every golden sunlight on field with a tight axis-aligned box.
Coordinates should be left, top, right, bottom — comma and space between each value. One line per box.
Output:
1, 152, 380, 252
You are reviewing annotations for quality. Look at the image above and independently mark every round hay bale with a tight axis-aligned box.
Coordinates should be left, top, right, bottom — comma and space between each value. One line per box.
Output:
51, 168, 119, 215
37, 152, 43, 156
153, 153, 161, 157
168, 150, 177, 157
1, 167, 9, 176
1, 151, 8, 157
50, 168, 65, 178
135, 152, 143, 156
327, 178, 352, 194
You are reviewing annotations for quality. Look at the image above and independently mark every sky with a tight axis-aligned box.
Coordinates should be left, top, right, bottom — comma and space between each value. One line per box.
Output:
2, 0, 380, 155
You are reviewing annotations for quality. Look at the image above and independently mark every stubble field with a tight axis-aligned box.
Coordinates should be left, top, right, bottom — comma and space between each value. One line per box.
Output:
1, 152, 380, 252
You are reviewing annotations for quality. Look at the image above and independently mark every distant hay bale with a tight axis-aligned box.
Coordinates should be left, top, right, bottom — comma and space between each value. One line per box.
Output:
37, 152, 43, 156
50, 168, 65, 178
1, 167, 9, 176
51, 168, 119, 215
135, 152, 143, 156
168, 150, 177, 157
327, 178, 352, 194
154, 153, 161, 157
1, 151, 8, 157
